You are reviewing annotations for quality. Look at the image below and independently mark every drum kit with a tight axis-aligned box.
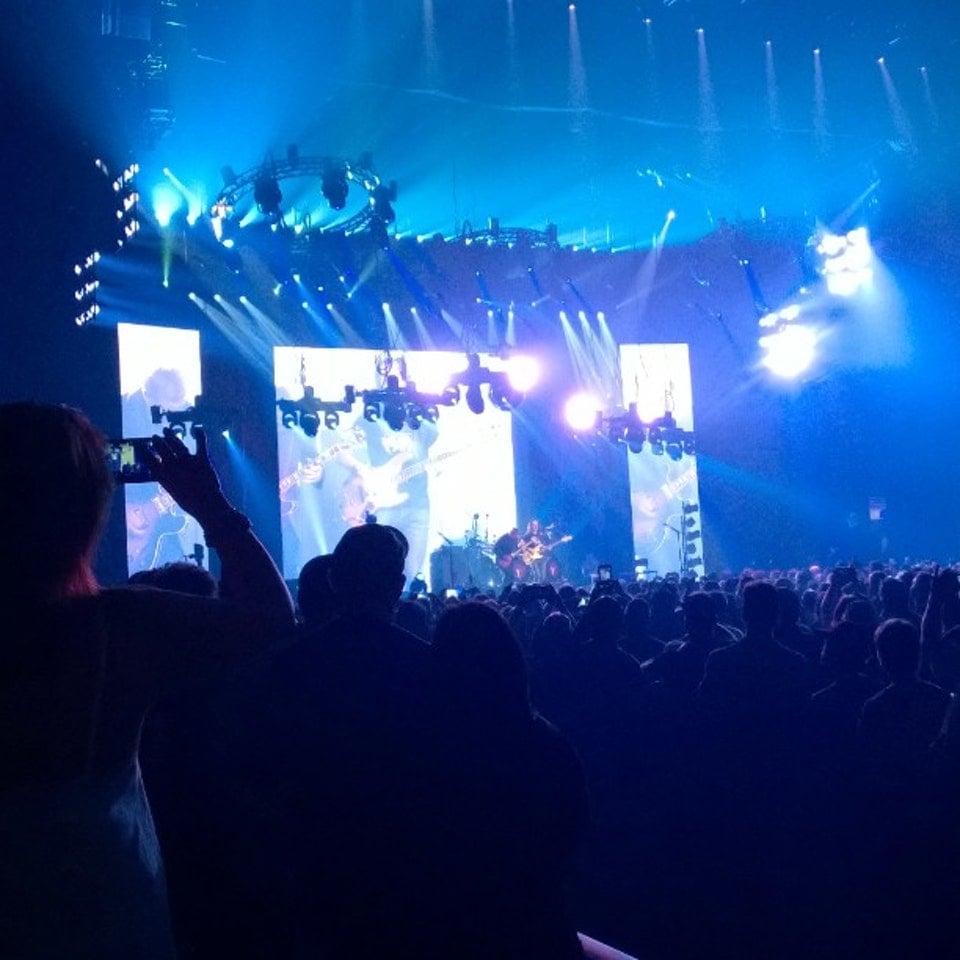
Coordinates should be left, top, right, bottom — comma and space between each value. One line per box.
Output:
429, 514, 500, 592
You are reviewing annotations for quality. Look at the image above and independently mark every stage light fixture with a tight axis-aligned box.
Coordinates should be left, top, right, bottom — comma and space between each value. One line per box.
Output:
324, 410, 340, 430
383, 400, 406, 432
371, 181, 397, 224
321, 158, 349, 211
254, 173, 282, 217
406, 406, 423, 431
300, 412, 319, 437
465, 383, 485, 415
363, 401, 381, 422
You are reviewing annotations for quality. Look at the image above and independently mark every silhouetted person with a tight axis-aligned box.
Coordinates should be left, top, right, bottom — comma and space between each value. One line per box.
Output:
294, 551, 336, 627
646, 591, 730, 699
858, 618, 951, 786
621, 596, 664, 663
129, 559, 219, 597
0, 402, 295, 959
240, 522, 443, 958
431, 601, 588, 959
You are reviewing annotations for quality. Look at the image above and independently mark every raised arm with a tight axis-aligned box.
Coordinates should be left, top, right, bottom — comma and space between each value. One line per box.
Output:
148, 427, 295, 621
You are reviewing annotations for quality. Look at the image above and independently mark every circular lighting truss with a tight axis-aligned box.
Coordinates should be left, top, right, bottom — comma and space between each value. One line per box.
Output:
211, 155, 390, 238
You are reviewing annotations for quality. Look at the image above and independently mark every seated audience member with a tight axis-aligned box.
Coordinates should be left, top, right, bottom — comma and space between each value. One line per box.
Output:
431, 601, 589, 959
0, 401, 295, 960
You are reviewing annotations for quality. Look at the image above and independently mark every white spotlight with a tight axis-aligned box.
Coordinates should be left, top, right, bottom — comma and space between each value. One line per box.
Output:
760, 325, 818, 379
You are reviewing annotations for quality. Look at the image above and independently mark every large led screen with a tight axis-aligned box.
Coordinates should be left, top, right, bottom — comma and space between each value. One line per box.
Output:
275, 347, 518, 591
619, 343, 702, 578
118, 323, 204, 575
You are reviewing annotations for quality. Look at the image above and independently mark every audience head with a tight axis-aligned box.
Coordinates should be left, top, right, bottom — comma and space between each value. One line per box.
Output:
432, 601, 531, 725
776, 586, 802, 628
129, 561, 218, 598
329, 523, 408, 619
623, 596, 651, 634
879, 576, 910, 614
395, 597, 430, 642
741, 580, 780, 634
0, 401, 112, 603
682, 591, 717, 638
532, 609, 575, 659
297, 553, 336, 627
874, 618, 921, 683
581, 594, 625, 645
821, 620, 868, 676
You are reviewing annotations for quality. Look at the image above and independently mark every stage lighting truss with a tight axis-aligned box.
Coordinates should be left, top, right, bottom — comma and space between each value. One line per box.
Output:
359, 375, 459, 432
459, 218, 560, 250
211, 153, 391, 240
449, 353, 525, 415
277, 385, 358, 437
600, 406, 696, 458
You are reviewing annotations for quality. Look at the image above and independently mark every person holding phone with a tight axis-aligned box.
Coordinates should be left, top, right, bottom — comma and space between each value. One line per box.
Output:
0, 401, 296, 960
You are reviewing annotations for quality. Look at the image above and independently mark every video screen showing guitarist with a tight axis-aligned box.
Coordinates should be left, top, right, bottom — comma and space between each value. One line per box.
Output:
278, 410, 439, 585
338, 415, 439, 586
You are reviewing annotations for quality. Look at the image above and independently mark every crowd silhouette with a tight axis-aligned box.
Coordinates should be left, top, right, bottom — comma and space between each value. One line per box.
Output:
4, 400, 960, 959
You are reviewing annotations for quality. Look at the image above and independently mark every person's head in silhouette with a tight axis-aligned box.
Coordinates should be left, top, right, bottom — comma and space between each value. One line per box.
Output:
297, 553, 336, 627
129, 561, 218, 598
329, 522, 408, 620
741, 580, 779, 639
875, 618, 921, 685
580, 594, 624, 646
624, 596, 651, 634
821, 620, 870, 677
433, 601, 530, 726
0, 401, 113, 604
879, 577, 911, 618
682, 591, 717, 642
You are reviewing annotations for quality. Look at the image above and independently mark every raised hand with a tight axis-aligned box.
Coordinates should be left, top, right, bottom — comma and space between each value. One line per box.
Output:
147, 427, 229, 522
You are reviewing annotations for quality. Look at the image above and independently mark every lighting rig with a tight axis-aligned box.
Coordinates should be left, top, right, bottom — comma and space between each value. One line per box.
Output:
274, 352, 528, 437
450, 353, 524, 415
277, 385, 358, 437
681, 501, 704, 576
360, 375, 460, 432
210, 152, 394, 242
598, 405, 696, 459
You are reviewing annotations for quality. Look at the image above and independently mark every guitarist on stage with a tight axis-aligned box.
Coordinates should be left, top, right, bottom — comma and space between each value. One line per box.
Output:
520, 518, 549, 583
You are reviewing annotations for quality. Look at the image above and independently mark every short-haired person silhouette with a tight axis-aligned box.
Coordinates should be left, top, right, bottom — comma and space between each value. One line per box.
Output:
0, 401, 295, 960
237, 520, 446, 957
